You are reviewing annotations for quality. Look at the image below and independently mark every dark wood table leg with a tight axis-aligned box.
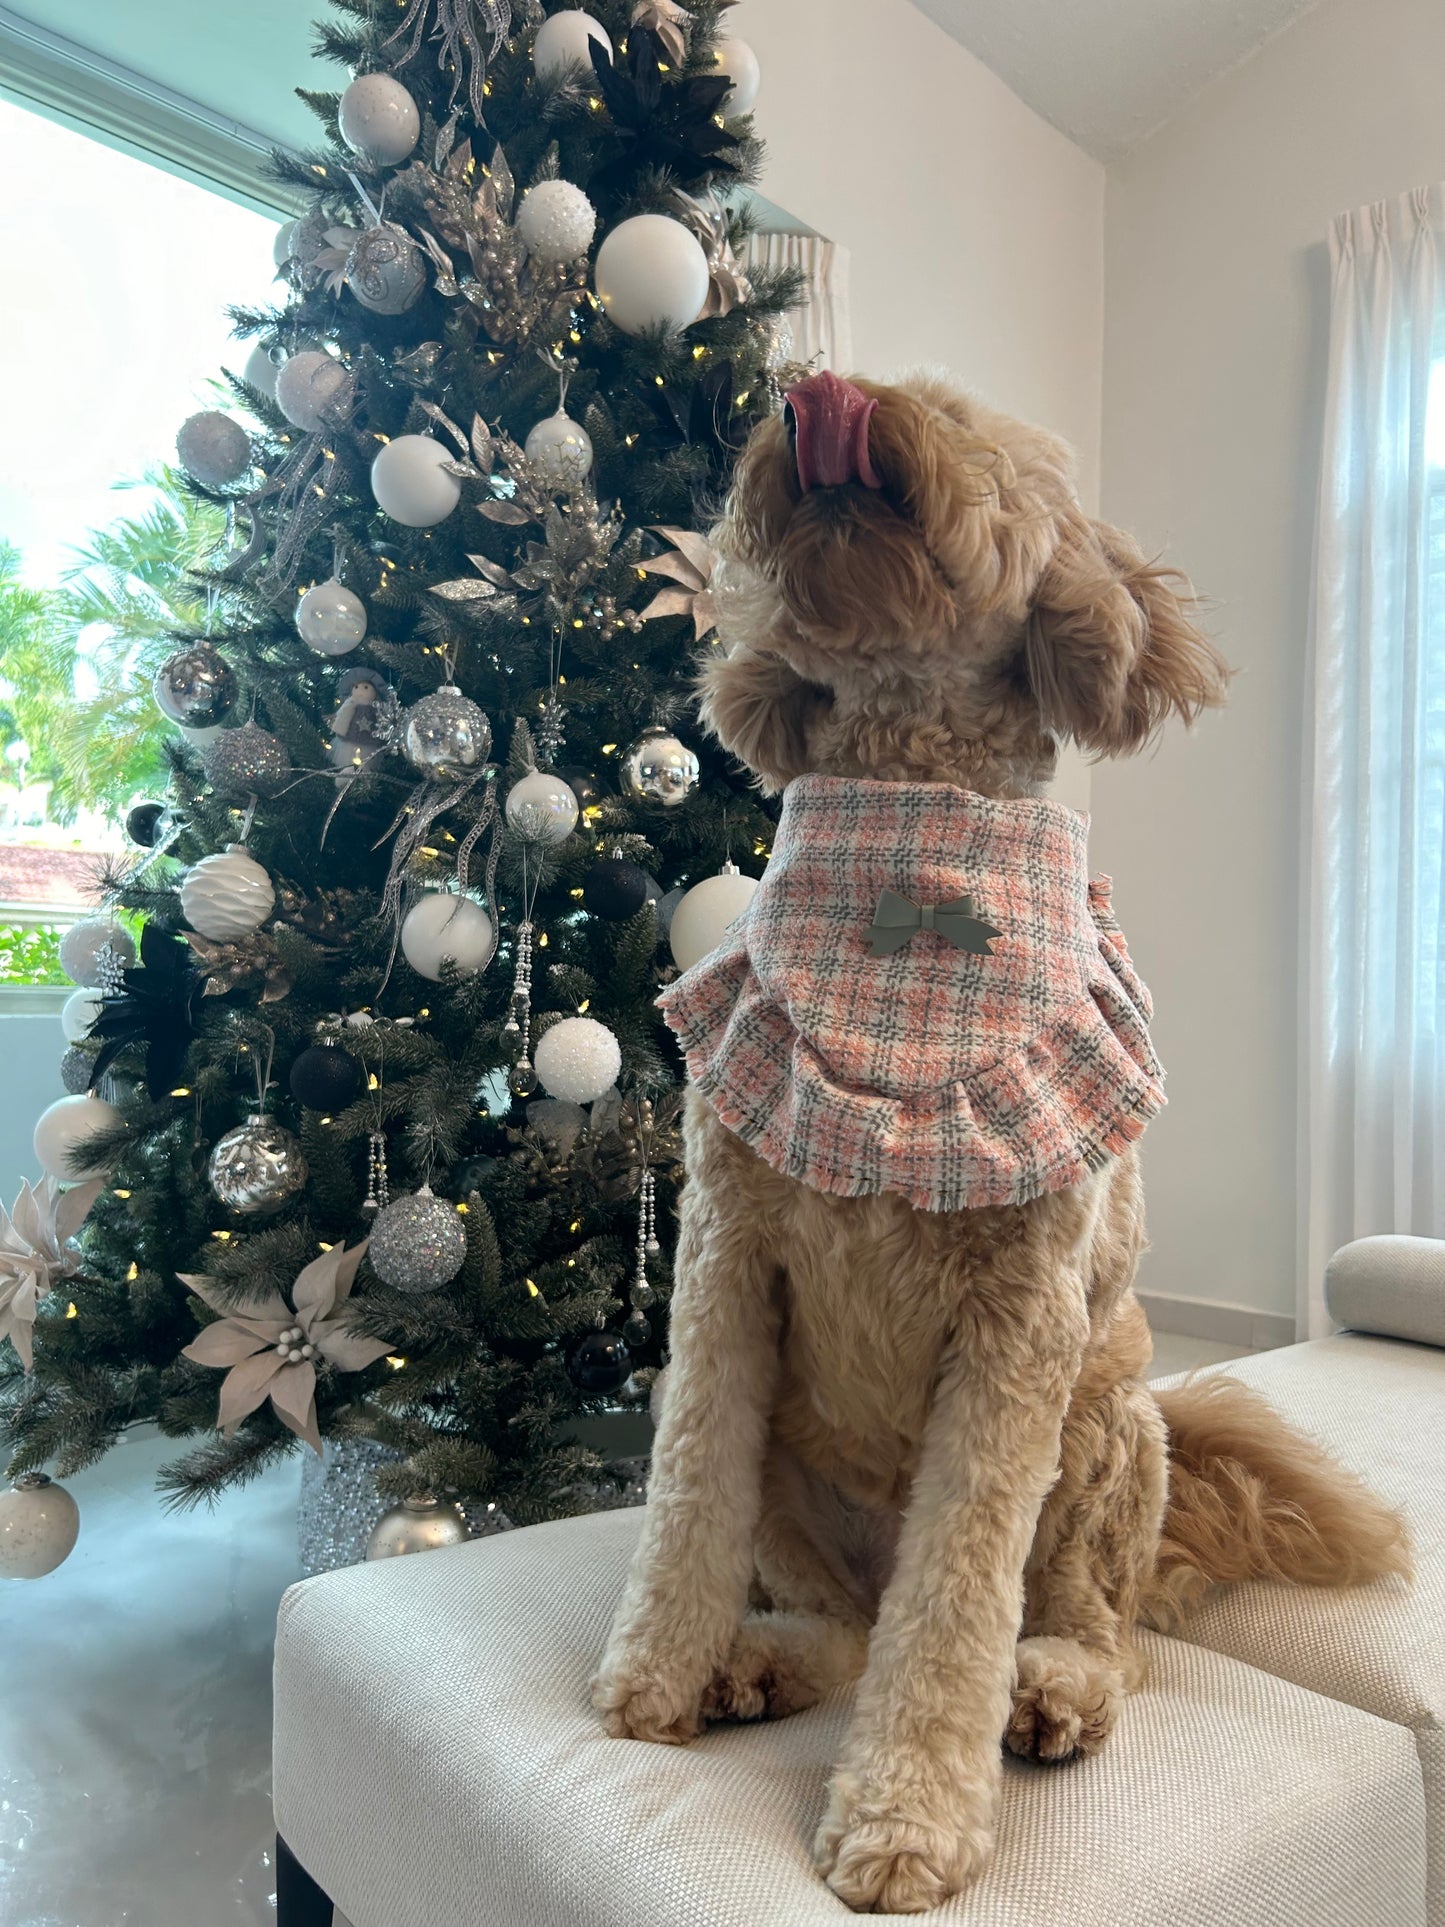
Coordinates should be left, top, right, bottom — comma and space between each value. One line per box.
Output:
277, 1833, 335, 1927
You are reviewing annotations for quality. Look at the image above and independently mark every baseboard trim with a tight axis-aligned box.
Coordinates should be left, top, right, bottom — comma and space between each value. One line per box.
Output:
1137, 1291, 1296, 1352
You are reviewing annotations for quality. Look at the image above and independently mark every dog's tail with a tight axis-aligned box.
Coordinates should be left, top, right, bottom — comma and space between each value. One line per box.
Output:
1140, 1375, 1411, 1629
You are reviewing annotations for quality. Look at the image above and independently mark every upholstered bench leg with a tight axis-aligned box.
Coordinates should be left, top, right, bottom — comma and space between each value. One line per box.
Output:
276, 1834, 335, 1927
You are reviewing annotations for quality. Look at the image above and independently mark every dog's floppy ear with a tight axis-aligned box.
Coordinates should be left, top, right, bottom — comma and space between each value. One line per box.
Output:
1024, 508, 1230, 756
697, 645, 829, 795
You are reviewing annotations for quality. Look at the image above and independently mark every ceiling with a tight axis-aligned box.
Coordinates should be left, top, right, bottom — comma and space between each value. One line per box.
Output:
908, 0, 1324, 160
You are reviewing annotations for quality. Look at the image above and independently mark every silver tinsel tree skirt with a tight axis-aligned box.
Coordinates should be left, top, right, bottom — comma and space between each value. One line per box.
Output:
296, 1437, 650, 1576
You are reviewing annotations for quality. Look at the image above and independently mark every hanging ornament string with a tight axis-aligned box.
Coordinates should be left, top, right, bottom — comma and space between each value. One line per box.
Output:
501, 840, 545, 1087
361, 1032, 390, 1216
384, 0, 512, 126
629, 1093, 661, 1333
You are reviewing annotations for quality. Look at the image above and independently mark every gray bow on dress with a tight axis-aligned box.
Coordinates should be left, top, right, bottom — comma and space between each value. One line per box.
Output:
868, 890, 1002, 958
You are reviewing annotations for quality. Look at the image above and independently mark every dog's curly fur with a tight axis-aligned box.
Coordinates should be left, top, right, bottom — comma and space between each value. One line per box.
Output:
592, 372, 1411, 1913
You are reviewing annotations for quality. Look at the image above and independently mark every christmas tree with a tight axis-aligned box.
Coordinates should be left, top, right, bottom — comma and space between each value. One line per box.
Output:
1, 0, 798, 1541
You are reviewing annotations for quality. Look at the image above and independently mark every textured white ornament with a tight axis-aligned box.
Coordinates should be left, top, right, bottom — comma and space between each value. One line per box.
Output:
274, 351, 349, 433
59, 916, 135, 988
176, 411, 251, 487
337, 72, 421, 165
243, 340, 284, 401
595, 214, 709, 336
670, 863, 759, 972
60, 988, 103, 1044
534, 1016, 622, 1104
180, 845, 275, 942
33, 1093, 125, 1182
715, 36, 761, 114
505, 769, 580, 844
524, 409, 593, 487
400, 894, 495, 981
297, 578, 367, 656
0, 1476, 80, 1580
515, 179, 597, 265
345, 225, 427, 315
371, 435, 461, 526
532, 10, 613, 80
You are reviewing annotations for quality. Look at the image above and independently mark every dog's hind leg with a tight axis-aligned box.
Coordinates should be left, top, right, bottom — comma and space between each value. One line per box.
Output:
1008, 1375, 1167, 1763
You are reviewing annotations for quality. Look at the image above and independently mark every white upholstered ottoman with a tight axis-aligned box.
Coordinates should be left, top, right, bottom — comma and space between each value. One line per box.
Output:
273, 1499, 1425, 1927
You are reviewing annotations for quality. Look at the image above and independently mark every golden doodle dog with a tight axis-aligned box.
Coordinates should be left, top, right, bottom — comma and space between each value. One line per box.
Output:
592, 370, 1410, 1913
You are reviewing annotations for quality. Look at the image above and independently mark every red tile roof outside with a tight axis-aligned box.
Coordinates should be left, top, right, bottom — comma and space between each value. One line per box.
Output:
0, 844, 110, 918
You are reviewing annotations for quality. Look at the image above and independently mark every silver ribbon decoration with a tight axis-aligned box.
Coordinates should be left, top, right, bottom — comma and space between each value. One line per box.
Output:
868, 890, 1002, 959
384, 0, 513, 125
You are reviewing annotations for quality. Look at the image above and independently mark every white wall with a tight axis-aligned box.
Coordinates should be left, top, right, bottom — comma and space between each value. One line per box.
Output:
1096, 0, 1445, 1322
747, 0, 1104, 817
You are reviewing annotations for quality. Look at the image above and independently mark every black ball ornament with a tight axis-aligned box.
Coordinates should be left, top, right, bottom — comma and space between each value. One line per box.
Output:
570, 1330, 632, 1394
288, 1042, 364, 1112
449, 1155, 499, 1198
125, 800, 167, 848
557, 766, 602, 813
582, 856, 649, 921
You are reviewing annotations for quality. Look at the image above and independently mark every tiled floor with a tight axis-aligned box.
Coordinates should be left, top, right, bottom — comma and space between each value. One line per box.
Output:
6, 1321, 1262, 1927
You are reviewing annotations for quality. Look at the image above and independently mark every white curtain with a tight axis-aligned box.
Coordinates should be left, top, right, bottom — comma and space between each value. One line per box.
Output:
745, 232, 853, 374
1300, 185, 1445, 1335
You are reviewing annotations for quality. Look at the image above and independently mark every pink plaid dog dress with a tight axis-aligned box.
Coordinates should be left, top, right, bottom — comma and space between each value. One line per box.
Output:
658, 775, 1164, 1213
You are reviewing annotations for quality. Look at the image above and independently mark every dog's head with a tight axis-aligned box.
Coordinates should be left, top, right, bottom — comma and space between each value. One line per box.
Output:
701, 370, 1229, 794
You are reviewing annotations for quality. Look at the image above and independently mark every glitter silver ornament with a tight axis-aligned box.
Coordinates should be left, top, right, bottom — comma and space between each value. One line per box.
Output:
201, 722, 292, 798
401, 685, 492, 780
365, 1491, 469, 1560
298, 1438, 513, 1577
208, 1114, 308, 1215
60, 1045, 92, 1094
346, 224, 428, 315
516, 178, 597, 265
274, 350, 349, 434
504, 768, 579, 844
176, 410, 251, 487
523, 408, 593, 487
367, 1186, 466, 1293
619, 725, 700, 808
154, 642, 238, 728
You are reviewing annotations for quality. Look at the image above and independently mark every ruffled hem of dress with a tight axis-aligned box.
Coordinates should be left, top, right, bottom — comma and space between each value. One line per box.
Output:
659, 954, 1165, 1215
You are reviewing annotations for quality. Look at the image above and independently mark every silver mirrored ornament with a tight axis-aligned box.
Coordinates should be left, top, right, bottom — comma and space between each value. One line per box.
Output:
208, 1114, 309, 1215
154, 643, 238, 729
401, 685, 492, 780
365, 1491, 469, 1560
619, 726, 700, 808
346, 225, 428, 315
367, 1187, 466, 1293
202, 722, 292, 798
176, 411, 251, 487
297, 577, 367, 656
504, 769, 579, 844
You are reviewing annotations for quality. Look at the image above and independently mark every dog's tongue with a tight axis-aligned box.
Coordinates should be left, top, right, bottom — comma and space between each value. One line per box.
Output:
784, 371, 882, 493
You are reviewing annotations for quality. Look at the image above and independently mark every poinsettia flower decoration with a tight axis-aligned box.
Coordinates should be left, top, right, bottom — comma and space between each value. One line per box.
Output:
638, 526, 722, 639
179, 1241, 391, 1454
0, 1175, 103, 1369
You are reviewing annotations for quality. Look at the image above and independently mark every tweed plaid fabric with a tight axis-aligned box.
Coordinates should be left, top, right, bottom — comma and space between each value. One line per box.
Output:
659, 775, 1165, 1212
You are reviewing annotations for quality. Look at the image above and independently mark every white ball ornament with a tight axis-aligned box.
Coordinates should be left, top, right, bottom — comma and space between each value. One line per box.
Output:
534, 1016, 622, 1105
337, 72, 421, 166
516, 179, 597, 265
532, 10, 613, 80
33, 1092, 125, 1182
243, 340, 284, 401
297, 578, 367, 656
595, 214, 710, 337
61, 987, 103, 1044
176, 411, 251, 487
0, 1476, 80, 1580
59, 916, 135, 988
505, 769, 580, 844
524, 410, 593, 487
371, 435, 461, 527
180, 845, 275, 942
670, 861, 759, 972
274, 350, 349, 433
400, 894, 495, 981
715, 37, 761, 114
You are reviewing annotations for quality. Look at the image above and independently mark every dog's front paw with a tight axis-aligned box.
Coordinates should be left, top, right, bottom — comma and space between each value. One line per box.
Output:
590, 1647, 703, 1746
1006, 1636, 1124, 1764
814, 1768, 995, 1913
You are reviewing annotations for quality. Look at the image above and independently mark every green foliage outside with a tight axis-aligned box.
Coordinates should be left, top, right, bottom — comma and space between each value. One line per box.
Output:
0, 924, 66, 988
